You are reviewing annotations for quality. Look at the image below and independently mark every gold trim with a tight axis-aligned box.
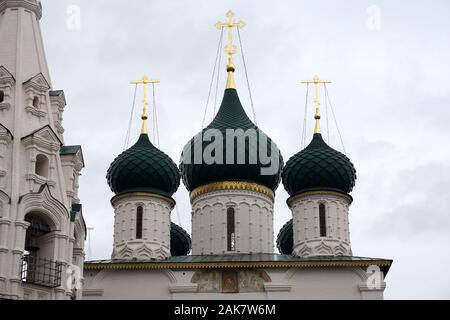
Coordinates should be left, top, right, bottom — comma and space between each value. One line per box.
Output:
301, 75, 332, 134
130, 75, 160, 134
111, 192, 176, 208
190, 181, 274, 201
287, 190, 353, 207
84, 259, 392, 271
215, 11, 246, 89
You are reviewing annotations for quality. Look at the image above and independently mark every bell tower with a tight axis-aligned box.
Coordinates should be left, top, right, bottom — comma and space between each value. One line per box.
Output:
0, 0, 86, 300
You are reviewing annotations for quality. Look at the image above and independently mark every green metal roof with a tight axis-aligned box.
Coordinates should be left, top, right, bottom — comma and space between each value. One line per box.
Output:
49, 90, 64, 96
86, 254, 390, 264
60, 145, 81, 155
282, 133, 357, 196
170, 223, 191, 256
107, 134, 180, 197
180, 88, 284, 192
84, 254, 393, 275
277, 219, 293, 255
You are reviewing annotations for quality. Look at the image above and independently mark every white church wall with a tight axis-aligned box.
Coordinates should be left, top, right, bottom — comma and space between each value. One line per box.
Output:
82, 267, 384, 300
191, 189, 274, 255
111, 193, 172, 260
289, 192, 352, 257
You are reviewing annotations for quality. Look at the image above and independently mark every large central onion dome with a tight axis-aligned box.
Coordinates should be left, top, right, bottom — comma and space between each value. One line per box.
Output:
282, 133, 357, 196
107, 134, 180, 197
180, 88, 284, 192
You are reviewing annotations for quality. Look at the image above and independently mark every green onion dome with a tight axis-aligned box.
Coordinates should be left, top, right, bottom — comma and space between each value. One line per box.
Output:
282, 133, 356, 196
170, 222, 191, 256
107, 134, 180, 197
180, 88, 284, 192
276, 219, 293, 255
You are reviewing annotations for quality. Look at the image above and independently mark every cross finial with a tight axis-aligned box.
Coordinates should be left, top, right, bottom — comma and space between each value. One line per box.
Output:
215, 10, 246, 89
130, 75, 160, 135
301, 75, 332, 134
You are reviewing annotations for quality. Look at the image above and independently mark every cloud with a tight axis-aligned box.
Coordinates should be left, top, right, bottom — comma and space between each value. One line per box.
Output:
35, 0, 450, 299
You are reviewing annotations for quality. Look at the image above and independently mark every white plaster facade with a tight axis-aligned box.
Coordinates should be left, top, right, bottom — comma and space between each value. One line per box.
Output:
191, 188, 274, 255
82, 266, 386, 300
0, 0, 86, 300
289, 191, 352, 257
111, 193, 173, 260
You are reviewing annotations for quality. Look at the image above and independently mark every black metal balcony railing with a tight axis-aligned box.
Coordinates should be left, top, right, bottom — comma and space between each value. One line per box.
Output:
20, 255, 62, 288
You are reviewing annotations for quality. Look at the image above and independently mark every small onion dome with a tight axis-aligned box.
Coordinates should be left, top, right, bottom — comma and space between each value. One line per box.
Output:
107, 134, 180, 197
282, 133, 356, 196
180, 88, 284, 192
276, 219, 293, 255
170, 222, 192, 256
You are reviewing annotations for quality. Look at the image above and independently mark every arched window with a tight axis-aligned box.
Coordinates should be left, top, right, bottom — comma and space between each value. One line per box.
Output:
35, 154, 49, 177
0, 90, 4, 103
33, 96, 39, 108
319, 203, 327, 237
22, 213, 60, 288
227, 207, 235, 252
136, 206, 143, 239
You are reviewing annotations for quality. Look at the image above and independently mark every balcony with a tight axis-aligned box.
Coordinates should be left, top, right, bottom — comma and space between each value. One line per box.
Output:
20, 255, 62, 288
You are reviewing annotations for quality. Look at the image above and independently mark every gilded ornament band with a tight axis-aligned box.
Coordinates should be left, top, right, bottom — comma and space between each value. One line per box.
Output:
190, 181, 274, 201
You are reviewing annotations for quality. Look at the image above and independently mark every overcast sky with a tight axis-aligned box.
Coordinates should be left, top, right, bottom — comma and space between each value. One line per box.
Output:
38, 0, 450, 299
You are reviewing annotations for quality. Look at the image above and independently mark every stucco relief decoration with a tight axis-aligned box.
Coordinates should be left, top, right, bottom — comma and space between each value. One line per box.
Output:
0, 66, 15, 112
23, 73, 50, 118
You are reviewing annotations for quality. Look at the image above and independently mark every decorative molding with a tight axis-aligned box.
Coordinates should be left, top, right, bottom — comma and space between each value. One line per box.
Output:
0, 0, 43, 20
111, 192, 175, 208
287, 190, 353, 207
168, 284, 198, 293
82, 288, 104, 297
0, 66, 15, 112
84, 259, 393, 271
25, 173, 56, 187
264, 283, 291, 292
21, 125, 62, 151
23, 73, 50, 118
359, 282, 386, 292
18, 184, 69, 229
49, 91, 66, 135
191, 181, 274, 202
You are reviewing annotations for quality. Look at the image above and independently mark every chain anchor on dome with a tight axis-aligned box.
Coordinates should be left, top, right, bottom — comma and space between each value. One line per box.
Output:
130, 75, 160, 135
215, 10, 246, 89
301, 75, 332, 134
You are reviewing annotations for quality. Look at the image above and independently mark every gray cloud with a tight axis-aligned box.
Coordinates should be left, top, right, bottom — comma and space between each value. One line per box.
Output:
37, 0, 450, 299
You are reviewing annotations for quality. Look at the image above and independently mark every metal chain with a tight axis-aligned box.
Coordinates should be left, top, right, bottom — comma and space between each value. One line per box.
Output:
202, 28, 224, 129
301, 84, 310, 149
124, 84, 138, 150
324, 84, 346, 154
237, 28, 258, 125
152, 83, 160, 148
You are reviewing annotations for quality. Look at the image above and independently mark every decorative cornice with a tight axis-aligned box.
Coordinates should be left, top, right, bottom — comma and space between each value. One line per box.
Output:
84, 259, 392, 271
190, 181, 274, 202
287, 190, 353, 207
82, 288, 104, 296
23, 72, 50, 91
111, 192, 176, 208
0, 0, 43, 20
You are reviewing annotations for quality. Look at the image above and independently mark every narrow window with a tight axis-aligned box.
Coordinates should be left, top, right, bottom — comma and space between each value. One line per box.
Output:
33, 96, 39, 108
35, 154, 49, 177
227, 207, 235, 251
136, 206, 143, 239
0, 90, 4, 103
319, 203, 327, 237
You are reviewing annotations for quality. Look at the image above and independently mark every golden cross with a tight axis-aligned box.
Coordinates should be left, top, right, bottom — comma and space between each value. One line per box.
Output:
215, 10, 246, 57
215, 11, 246, 89
130, 75, 160, 134
301, 75, 332, 134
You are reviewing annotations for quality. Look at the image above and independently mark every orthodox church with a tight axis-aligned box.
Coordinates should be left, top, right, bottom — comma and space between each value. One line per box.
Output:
0, 0, 392, 300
